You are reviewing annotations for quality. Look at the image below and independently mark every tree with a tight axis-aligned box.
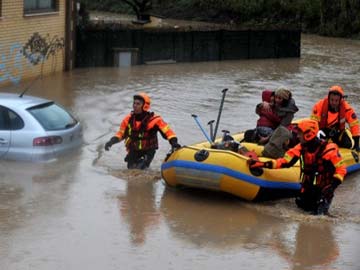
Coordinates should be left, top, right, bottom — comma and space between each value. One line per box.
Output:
120, 0, 152, 21
320, 0, 360, 36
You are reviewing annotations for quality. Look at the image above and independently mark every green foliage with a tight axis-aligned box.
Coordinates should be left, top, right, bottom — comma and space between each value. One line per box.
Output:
78, 0, 360, 37
319, 0, 360, 37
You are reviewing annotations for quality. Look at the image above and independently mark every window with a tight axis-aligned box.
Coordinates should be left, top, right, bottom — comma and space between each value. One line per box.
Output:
0, 107, 7, 130
0, 106, 24, 130
9, 110, 24, 130
24, 0, 57, 14
28, 102, 77, 131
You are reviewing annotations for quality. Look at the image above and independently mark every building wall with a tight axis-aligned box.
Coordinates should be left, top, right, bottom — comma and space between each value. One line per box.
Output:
0, 0, 66, 87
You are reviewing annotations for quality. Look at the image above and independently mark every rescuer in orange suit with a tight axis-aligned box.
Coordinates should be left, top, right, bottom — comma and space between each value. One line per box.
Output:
105, 93, 181, 169
310, 85, 360, 151
248, 119, 346, 215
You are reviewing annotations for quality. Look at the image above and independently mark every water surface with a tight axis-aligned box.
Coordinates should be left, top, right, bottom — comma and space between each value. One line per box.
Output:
1, 34, 359, 270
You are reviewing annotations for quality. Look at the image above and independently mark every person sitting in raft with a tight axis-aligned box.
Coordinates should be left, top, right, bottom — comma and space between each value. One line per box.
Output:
243, 88, 299, 146
253, 89, 279, 144
273, 88, 299, 127
310, 85, 360, 151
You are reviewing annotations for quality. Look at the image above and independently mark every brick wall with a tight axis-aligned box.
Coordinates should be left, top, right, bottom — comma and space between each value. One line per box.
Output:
0, 0, 66, 87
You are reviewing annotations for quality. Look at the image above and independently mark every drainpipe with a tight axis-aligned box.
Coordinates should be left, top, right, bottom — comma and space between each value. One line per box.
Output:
65, 0, 77, 70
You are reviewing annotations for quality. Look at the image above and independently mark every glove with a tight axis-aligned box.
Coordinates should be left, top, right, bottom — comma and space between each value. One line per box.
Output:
104, 136, 120, 151
353, 136, 359, 152
169, 137, 181, 150
247, 159, 273, 169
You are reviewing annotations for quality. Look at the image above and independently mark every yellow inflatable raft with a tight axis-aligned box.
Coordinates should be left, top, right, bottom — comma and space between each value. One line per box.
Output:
161, 132, 360, 201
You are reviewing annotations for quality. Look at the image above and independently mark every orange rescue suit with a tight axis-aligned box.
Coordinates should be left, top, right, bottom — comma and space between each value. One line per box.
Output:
311, 97, 360, 137
274, 141, 346, 189
115, 112, 176, 152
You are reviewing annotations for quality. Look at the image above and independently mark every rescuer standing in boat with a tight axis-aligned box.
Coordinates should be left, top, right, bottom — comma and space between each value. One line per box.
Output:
310, 85, 360, 151
248, 119, 346, 215
105, 92, 181, 169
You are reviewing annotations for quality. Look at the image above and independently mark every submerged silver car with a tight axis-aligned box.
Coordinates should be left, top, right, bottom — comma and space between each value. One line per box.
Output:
0, 93, 82, 162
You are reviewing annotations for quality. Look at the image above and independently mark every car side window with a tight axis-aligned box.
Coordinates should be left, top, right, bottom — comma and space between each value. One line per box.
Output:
8, 110, 24, 130
0, 106, 8, 130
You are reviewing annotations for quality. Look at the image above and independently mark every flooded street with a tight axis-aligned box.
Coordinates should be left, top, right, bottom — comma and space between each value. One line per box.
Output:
1, 34, 360, 270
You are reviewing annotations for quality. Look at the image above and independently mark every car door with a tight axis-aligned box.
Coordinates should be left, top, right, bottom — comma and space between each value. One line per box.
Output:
0, 106, 11, 157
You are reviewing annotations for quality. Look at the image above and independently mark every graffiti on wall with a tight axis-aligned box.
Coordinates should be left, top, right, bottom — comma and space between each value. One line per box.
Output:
0, 43, 24, 85
23, 32, 64, 70
0, 32, 64, 85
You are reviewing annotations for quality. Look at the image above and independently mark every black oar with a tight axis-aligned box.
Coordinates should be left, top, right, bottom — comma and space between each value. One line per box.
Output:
213, 88, 228, 141
207, 120, 215, 142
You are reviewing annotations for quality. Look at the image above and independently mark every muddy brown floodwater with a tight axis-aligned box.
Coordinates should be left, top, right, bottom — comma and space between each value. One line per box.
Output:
1, 34, 360, 270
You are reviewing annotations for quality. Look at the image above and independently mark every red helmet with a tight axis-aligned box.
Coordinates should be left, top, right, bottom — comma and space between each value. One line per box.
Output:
297, 119, 319, 141
134, 92, 151, 111
329, 85, 344, 98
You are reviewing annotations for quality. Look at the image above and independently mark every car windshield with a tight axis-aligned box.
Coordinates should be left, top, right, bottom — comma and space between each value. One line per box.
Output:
28, 102, 77, 131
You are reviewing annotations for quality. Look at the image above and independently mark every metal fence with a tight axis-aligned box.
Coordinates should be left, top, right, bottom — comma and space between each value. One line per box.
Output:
76, 28, 301, 67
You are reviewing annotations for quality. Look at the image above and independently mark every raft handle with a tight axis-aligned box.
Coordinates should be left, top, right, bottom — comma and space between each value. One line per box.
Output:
194, 149, 209, 162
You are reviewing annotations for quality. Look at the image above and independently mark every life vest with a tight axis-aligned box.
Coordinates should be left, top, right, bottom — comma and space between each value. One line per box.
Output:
124, 112, 159, 151
319, 98, 346, 131
300, 140, 336, 189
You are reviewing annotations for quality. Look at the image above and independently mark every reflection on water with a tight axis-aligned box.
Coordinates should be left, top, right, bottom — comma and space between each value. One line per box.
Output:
273, 223, 339, 270
0, 153, 81, 225
0, 154, 81, 267
160, 188, 283, 249
0, 34, 359, 270
115, 170, 161, 246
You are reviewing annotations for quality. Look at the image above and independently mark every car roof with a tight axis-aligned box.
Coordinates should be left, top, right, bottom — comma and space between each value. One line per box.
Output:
0, 92, 52, 110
